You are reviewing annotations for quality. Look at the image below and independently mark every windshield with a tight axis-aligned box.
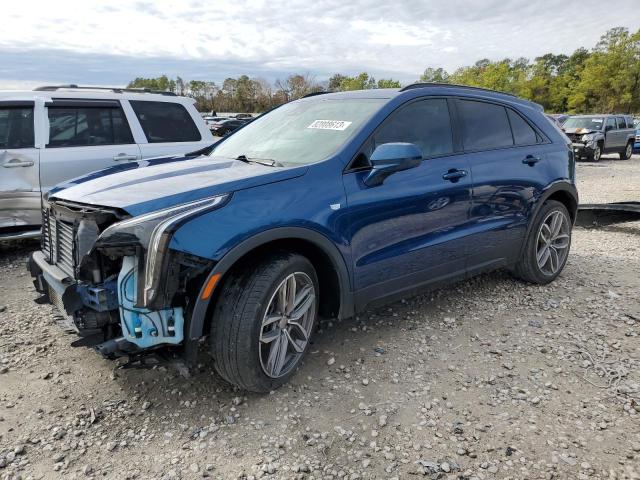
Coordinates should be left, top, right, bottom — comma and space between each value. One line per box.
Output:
634, 118, 639, 129
563, 117, 604, 130
209, 98, 386, 166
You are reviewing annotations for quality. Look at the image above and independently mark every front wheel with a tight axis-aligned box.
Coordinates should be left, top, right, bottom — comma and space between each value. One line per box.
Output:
210, 253, 318, 392
620, 142, 633, 160
590, 144, 602, 162
512, 200, 572, 284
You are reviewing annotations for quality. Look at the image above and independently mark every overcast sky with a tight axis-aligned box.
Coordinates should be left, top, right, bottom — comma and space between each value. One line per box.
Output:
1, 0, 639, 89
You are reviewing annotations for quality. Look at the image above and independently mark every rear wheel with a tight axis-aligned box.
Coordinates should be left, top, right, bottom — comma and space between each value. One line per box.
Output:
512, 200, 572, 284
620, 141, 633, 160
210, 253, 318, 392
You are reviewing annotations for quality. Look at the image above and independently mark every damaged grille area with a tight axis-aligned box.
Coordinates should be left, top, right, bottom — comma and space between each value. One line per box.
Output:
41, 207, 51, 259
55, 220, 75, 277
41, 200, 127, 280
42, 206, 76, 278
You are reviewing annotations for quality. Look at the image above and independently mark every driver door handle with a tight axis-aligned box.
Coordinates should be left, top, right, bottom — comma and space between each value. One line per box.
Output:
442, 169, 467, 182
113, 153, 139, 162
3, 159, 34, 168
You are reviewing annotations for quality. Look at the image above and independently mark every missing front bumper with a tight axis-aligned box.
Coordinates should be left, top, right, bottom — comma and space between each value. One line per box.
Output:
571, 143, 595, 157
28, 251, 93, 335
28, 251, 186, 352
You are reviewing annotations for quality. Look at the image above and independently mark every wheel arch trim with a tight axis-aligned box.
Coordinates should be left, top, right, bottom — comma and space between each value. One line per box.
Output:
519, 181, 578, 258
183, 227, 354, 362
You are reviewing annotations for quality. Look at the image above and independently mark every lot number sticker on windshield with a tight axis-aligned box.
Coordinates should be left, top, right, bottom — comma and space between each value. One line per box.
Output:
307, 120, 352, 131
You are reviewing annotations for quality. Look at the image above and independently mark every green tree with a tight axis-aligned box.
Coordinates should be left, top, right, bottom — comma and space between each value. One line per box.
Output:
419, 67, 450, 83
339, 73, 377, 90
328, 74, 347, 91
568, 27, 640, 113
376, 78, 402, 88
127, 75, 175, 92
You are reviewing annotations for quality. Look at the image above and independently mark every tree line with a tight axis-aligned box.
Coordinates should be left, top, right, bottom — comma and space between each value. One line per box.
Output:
128, 27, 640, 114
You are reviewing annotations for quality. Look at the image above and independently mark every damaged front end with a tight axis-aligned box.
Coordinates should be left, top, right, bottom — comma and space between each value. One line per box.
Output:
562, 128, 602, 158
28, 195, 228, 359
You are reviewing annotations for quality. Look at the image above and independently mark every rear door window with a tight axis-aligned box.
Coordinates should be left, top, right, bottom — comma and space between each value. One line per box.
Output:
0, 106, 34, 149
458, 100, 514, 151
507, 109, 539, 145
47, 105, 134, 147
130, 101, 201, 143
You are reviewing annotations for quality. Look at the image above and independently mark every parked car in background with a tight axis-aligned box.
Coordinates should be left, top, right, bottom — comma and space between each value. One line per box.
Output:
234, 113, 253, 119
633, 117, 640, 153
29, 84, 577, 392
204, 116, 229, 132
209, 118, 249, 136
0, 85, 214, 241
546, 114, 563, 128
549, 113, 569, 125
204, 116, 228, 125
562, 114, 636, 161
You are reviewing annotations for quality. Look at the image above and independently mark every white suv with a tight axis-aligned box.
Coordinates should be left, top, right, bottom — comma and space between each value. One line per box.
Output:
0, 85, 215, 240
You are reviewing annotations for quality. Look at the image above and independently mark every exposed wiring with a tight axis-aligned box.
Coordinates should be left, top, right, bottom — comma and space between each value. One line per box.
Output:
118, 267, 165, 338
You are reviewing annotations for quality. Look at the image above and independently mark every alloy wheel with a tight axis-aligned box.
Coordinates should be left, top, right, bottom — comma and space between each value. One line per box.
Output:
536, 210, 570, 276
259, 272, 316, 378
625, 143, 632, 159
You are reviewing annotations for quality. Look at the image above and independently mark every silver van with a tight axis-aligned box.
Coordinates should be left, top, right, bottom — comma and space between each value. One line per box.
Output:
1, 85, 215, 240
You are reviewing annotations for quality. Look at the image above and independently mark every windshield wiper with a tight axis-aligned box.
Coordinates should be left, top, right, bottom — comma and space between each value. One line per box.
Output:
235, 155, 283, 167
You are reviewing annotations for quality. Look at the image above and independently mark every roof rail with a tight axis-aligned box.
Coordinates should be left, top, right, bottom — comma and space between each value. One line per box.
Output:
301, 91, 333, 99
400, 82, 517, 98
33, 84, 177, 96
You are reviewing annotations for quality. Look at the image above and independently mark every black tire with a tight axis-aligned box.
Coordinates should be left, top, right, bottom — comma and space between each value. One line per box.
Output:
590, 143, 602, 162
512, 200, 572, 285
620, 141, 633, 160
210, 252, 319, 392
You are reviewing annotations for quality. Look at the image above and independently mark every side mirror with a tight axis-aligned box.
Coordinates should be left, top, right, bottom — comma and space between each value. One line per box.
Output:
363, 142, 422, 187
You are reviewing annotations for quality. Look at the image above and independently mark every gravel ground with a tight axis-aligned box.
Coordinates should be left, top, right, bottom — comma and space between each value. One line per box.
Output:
576, 153, 640, 204
0, 155, 639, 480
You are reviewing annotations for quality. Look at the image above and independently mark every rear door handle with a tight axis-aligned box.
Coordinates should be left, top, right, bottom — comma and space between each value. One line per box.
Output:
442, 169, 467, 182
2, 159, 34, 168
113, 153, 139, 162
522, 155, 541, 166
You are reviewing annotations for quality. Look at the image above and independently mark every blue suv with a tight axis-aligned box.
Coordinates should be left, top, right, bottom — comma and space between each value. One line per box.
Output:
29, 84, 578, 392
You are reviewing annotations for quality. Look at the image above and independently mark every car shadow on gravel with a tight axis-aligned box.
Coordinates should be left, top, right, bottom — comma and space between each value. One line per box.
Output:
101, 267, 522, 424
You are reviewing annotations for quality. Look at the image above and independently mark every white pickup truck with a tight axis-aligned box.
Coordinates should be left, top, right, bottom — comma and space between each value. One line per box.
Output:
0, 85, 215, 240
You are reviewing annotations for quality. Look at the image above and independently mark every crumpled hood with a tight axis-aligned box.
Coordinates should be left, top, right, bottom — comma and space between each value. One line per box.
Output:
51, 155, 308, 216
562, 127, 598, 135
